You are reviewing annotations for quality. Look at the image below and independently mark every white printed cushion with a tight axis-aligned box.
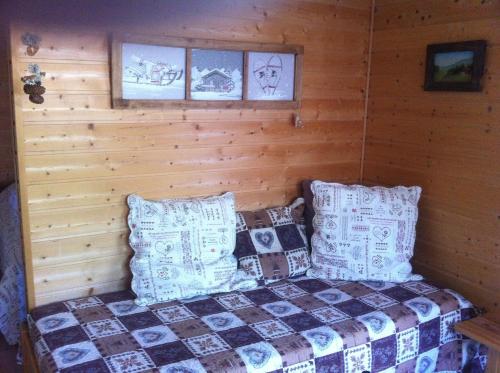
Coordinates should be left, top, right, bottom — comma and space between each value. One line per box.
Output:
128, 192, 254, 306
307, 181, 423, 282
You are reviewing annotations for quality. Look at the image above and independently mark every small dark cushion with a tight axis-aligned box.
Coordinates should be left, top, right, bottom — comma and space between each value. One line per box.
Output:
301, 179, 314, 246
235, 199, 310, 282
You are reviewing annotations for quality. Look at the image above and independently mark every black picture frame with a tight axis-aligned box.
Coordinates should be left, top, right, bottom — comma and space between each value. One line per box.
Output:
424, 40, 486, 92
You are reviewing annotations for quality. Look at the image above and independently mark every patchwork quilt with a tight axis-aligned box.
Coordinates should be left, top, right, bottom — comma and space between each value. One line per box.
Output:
28, 277, 483, 373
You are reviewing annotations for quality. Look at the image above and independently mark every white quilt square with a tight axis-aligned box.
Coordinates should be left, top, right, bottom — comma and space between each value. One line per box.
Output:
201, 312, 245, 331
236, 342, 282, 373
440, 310, 461, 344
396, 327, 419, 363
216, 293, 254, 310
310, 307, 349, 324
83, 318, 127, 339
131, 325, 178, 347
251, 319, 293, 339
104, 350, 155, 372
64, 296, 103, 310
159, 358, 207, 373
313, 288, 352, 305
261, 301, 302, 317
269, 283, 307, 299
404, 297, 440, 323
53, 341, 101, 369
357, 310, 396, 341
301, 326, 343, 358
36, 312, 79, 334
154, 305, 196, 324
343, 343, 371, 373
107, 300, 149, 316
185, 333, 230, 356
358, 293, 397, 309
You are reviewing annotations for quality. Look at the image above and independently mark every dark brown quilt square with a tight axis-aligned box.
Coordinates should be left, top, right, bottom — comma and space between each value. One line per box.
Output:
260, 253, 289, 279
199, 350, 246, 373
384, 304, 419, 331
330, 319, 370, 348
72, 306, 113, 323
270, 334, 313, 367
337, 282, 372, 297
94, 333, 140, 356
43, 325, 89, 350
425, 290, 460, 314
239, 210, 273, 229
169, 319, 212, 338
290, 295, 326, 311
233, 306, 273, 324
118, 311, 162, 331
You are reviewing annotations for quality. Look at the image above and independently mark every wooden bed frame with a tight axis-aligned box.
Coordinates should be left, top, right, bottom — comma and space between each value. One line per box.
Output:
21, 324, 40, 373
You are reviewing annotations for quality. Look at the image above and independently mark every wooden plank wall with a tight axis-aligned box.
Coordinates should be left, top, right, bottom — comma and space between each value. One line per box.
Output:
9, 0, 372, 307
0, 26, 14, 189
364, 0, 500, 312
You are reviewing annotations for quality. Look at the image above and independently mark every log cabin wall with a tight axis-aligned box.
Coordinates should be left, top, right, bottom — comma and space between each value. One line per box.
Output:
364, 0, 500, 312
0, 26, 15, 189
8, 1, 373, 308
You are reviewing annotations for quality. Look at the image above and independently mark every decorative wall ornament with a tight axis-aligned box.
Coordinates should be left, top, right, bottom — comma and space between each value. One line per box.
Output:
21, 64, 46, 104
21, 33, 41, 56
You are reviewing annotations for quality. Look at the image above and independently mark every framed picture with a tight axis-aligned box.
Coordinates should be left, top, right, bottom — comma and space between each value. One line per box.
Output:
424, 40, 487, 91
122, 43, 186, 100
112, 33, 303, 109
191, 49, 243, 100
247, 52, 296, 101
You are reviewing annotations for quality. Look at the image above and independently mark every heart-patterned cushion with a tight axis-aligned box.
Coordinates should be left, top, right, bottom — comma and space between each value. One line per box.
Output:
307, 181, 422, 282
234, 198, 310, 282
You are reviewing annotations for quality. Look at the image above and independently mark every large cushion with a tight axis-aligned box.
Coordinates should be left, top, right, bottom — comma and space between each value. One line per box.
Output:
234, 198, 310, 282
128, 192, 254, 306
307, 181, 423, 282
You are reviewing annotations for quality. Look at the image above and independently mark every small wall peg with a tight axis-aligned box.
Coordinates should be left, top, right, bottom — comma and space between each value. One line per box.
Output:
293, 113, 303, 128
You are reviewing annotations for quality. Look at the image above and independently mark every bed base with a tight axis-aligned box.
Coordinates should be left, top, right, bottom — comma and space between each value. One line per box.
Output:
21, 324, 40, 373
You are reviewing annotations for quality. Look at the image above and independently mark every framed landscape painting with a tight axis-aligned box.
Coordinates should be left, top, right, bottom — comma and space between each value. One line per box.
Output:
424, 40, 486, 91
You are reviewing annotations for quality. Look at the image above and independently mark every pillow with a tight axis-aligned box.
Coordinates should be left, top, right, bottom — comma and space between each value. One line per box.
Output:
307, 181, 423, 282
234, 198, 310, 282
128, 192, 255, 306
301, 179, 314, 245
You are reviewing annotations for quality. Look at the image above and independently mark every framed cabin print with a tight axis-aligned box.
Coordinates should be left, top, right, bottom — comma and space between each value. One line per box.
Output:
247, 52, 296, 101
191, 49, 243, 100
424, 40, 486, 92
112, 33, 303, 109
121, 43, 186, 100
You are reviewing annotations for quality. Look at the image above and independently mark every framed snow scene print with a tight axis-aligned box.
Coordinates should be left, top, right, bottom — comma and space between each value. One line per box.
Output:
112, 33, 303, 109
122, 43, 185, 100
191, 49, 243, 100
247, 52, 296, 101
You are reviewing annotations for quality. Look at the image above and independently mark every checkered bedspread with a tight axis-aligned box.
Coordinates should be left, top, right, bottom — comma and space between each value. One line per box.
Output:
28, 276, 481, 372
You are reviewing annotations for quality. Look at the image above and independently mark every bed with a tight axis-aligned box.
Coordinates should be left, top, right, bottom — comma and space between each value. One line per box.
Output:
0, 183, 26, 345
26, 275, 483, 373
